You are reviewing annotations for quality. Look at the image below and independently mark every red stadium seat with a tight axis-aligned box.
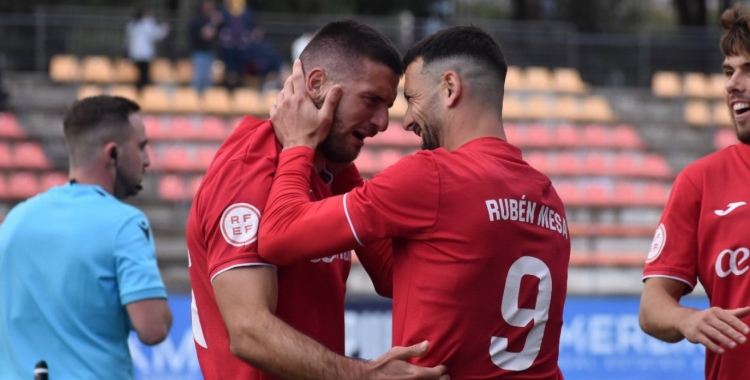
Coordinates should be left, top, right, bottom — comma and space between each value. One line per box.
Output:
0, 142, 12, 168
643, 182, 670, 206
158, 175, 186, 201
143, 116, 165, 140
524, 151, 549, 173
612, 124, 642, 149
40, 172, 69, 191
199, 117, 227, 141
642, 154, 672, 178
0, 113, 25, 138
195, 146, 217, 170
553, 123, 579, 148
555, 151, 580, 175
354, 149, 377, 175
613, 152, 641, 176
161, 146, 193, 171
613, 181, 638, 206
168, 116, 196, 140
581, 124, 609, 148
714, 128, 737, 150
583, 151, 609, 175
0, 173, 7, 199
188, 175, 204, 197
8, 172, 41, 199
582, 182, 611, 206
553, 181, 580, 205
146, 146, 159, 169
377, 149, 403, 171
526, 123, 552, 147
14, 142, 51, 169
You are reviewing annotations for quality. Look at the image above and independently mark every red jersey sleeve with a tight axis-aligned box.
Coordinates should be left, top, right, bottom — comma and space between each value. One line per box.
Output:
643, 169, 702, 292
258, 146, 439, 266
202, 157, 276, 282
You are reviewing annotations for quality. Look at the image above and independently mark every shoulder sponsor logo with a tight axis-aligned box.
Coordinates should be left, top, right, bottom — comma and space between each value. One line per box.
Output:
715, 201, 747, 216
646, 224, 666, 263
715, 247, 750, 277
138, 220, 150, 241
220, 203, 261, 247
310, 251, 352, 264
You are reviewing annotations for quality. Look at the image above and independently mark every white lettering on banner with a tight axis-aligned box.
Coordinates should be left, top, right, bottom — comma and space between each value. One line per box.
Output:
310, 251, 352, 264
129, 329, 200, 375
485, 196, 567, 239
715, 247, 750, 277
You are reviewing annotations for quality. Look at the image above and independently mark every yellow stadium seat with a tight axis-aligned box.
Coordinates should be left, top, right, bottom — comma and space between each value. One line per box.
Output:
652, 71, 681, 98
502, 95, 524, 120
524, 67, 552, 91
552, 96, 582, 121
684, 100, 710, 127
202, 87, 231, 114
113, 58, 138, 83
77, 85, 104, 100
708, 73, 727, 99
49, 55, 80, 82
683, 72, 709, 98
713, 101, 733, 128
173, 87, 201, 113
504, 66, 523, 91
526, 95, 552, 119
231, 88, 264, 115
139, 86, 171, 113
175, 59, 194, 84
81, 56, 114, 84
582, 96, 615, 122
150, 58, 175, 84
552, 68, 587, 94
110, 85, 139, 102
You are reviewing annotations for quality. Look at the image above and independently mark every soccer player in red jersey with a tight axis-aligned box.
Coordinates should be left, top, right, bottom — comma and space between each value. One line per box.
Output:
187, 20, 447, 380
640, 5, 750, 380
259, 26, 570, 379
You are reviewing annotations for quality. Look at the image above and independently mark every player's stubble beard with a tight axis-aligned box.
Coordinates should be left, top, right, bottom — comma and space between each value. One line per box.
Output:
732, 115, 750, 144
313, 97, 359, 163
419, 92, 442, 151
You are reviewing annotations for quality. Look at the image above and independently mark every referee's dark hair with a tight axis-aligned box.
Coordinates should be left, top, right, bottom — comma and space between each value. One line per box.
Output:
63, 95, 140, 166
299, 20, 404, 80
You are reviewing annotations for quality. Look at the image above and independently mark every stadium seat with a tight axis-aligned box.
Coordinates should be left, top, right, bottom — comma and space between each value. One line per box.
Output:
14, 142, 51, 169
202, 87, 231, 114
552, 96, 581, 121
652, 71, 681, 97
683, 72, 709, 98
613, 152, 641, 176
195, 146, 217, 170
552, 68, 587, 94
81, 56, 114, 83
378, 149, 403, 171
708, 73, 727, 98
643, 182, 669, 206
502, 95, 524, 120
0, 142, 12, 168
504, 123, 519, 145
146, 145, 159, 169
49, 55, 80, 82
555, 152, 580, 175
613, 181, 638, 205
143, 116, 165, 140
168, 116, 196, 140
113, 58, 138, 83
389, 94, 408, 119
231, 88, 264, 115
713, 101, 733, 128
188, 175, 204, 197
40, 172, 68, 191
525, 123, 552, 147
150, 58, 175, 83
158, 175, 186, 201
0, 113, 25, 138
581, 124, 609, 148
139, 86, 171, 113
172, 87, 201, 114
199, 117, 227, 141
553, 123, 580, 147
582, 182, 611, 206
505, 66, 523, 91
526, 96, 552, 119
553, 180, 580, 205
684, 100, 711, 126
524, 67, 552, 91
110, 85, 139, 102
8, 172, 41, 199
582, 96, 615, 122
642, 153, 672, 178
583, 151, 609, 175
524, 151, 548, 173
174, 59, 194, 84
77, 85, 104, 100
354, 149, 377, 174
612, 124, 642, 149
161, 146, 193, 171
0, 173, 7, 199
714, 128, 737, 150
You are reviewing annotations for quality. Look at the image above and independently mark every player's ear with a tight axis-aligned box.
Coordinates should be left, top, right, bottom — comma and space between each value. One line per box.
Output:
104, 142, 118, 163
306, 67, 327, 103
441, 71, 461, 108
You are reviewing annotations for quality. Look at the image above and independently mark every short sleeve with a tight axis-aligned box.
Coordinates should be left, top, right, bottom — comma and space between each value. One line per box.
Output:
346, 152, 440, 244
643, 170, 702, 291
202, 158, 276, 281
115, 213, 167, 305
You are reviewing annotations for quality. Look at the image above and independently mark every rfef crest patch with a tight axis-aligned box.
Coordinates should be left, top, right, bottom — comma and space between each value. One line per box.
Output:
220, 203, 261, 247
646, 223, 666, 263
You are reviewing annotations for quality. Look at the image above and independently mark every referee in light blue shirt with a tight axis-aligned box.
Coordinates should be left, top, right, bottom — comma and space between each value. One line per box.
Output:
0, 96, 172, 380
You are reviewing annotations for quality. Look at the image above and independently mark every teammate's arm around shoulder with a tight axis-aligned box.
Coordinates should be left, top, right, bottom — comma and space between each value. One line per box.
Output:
640, 277, 750, 354
213, 266, 448, 380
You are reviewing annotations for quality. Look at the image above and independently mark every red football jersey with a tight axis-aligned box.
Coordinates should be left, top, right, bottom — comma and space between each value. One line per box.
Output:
259, 137, 570, 379
643, 143, 750, 380
186, 117, 352, 380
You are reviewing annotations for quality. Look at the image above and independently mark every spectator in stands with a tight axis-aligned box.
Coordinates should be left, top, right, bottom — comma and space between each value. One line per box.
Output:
640, 5, 750, 380
245, 26, 288, 91
259, 25, 570, 379
187, 20, 447, 379
0, 96, 172, 379
190, 1, 222, 94
126, 8, 169, 90
218, 0, 255, 90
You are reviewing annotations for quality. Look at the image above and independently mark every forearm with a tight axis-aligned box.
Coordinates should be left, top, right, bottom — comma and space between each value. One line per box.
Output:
231, 309, 371, 379
639, 278, 693, 342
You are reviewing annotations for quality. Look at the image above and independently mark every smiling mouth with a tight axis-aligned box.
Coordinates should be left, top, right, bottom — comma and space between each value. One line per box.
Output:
414, 125, 422, 137
353, 131, 366, 141
733, 101, 750, 117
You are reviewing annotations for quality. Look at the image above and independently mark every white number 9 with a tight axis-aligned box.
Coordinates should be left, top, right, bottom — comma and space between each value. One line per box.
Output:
489, 256, 552, 371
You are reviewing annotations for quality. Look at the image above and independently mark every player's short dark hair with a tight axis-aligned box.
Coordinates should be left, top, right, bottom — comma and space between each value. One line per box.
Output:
300, 20, 404, 77
403, 25, 508, 83
720, 4, 750, 58
63, 95, 140, 162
